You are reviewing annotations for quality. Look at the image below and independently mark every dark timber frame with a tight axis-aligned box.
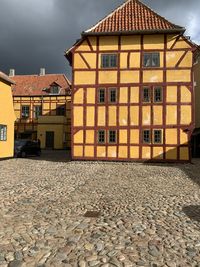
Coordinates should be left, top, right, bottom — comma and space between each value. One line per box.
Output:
69, 34, 196, 163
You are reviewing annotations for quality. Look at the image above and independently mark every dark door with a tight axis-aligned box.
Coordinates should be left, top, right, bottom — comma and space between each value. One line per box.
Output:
46, 132, 54, 149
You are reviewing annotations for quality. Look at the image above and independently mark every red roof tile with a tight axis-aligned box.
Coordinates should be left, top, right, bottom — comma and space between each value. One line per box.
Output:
84, 0, 184, 35
0, 71, 15, 85
12, 74, 71, 96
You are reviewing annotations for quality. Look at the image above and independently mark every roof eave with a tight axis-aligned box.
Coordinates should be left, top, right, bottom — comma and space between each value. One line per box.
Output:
82, 28, 186, 36
0, 76, 15, 85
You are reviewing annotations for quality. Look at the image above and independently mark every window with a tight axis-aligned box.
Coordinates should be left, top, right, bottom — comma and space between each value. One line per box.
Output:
109, 130, 117, 143
22, 106, 30, 118
143, 87, 150, 102
109, 88, 117, 103
154, 130, 162, 144
101, 54, 117, 68
0, 125, 7, 141
154, 87, 163, 102
34, 106, 42, 119
98, 130, 105, 144
143, 130, 151, 144
50, 86, 59, 95
56, 105, 66, 116
98, 88, 105, 103
143, 53, 160, 67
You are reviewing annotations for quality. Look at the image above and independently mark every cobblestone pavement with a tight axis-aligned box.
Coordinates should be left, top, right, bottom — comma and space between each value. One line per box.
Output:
0, 151, 200, 267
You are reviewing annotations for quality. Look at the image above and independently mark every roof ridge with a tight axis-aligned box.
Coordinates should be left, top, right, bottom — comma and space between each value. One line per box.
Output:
84, 0, 131, 33
14, 73, 66, 77
137, 0, 183, 29
83, 0, 185, 35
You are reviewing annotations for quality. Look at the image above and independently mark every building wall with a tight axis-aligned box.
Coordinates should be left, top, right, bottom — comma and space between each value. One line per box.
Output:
37, 116, 66, 149
71, 34, 194, 162
0, 80, 15, 158
194, 58, 200, 128
13, 95, 71, 149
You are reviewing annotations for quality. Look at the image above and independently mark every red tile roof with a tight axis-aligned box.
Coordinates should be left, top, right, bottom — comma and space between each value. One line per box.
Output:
83, 0, 185, 35
12, 74, 71, 96
0, 71, 15, 85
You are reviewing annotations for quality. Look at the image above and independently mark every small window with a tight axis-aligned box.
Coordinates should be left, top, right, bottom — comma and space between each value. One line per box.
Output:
109, 88, 117, 103
0, 125, 7, 141
50, 86, 59, 95
143, 130, 151, 143
143, 53, 160, 67
56, 105, 66, 116
101, 54, 117, 68
154, 87, 163, 102
143, 87, 150, 102
22, 106, 30, 118
34, 106, 42, 119
154, 130, 162, 144
98, 88, 105, 103
109, 130, 117, 143
98, 130, 105, 144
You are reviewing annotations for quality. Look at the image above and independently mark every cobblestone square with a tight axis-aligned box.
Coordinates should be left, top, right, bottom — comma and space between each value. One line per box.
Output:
0, 151, 200, 267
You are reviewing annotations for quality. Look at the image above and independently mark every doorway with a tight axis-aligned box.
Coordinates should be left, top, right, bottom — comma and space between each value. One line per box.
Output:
45, 131, 54, 149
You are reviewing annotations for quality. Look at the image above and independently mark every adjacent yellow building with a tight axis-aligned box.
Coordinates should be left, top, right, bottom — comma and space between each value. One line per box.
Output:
0, 71, 15, 158
66, 0, 198, 162
12, 69, 71, 149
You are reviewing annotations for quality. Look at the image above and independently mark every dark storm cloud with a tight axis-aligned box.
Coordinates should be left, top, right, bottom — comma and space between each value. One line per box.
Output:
0, 0, 199, 78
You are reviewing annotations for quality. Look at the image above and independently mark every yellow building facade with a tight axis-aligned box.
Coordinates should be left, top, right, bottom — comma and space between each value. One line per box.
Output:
66, 0, 197, 162
0, 72, 15, 158
12, 70, 71, 149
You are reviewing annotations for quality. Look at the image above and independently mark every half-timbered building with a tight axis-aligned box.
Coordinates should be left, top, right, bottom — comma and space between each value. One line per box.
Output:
12, 69, 71, 149
0, 71, 15, 158
66, 0, 198, 162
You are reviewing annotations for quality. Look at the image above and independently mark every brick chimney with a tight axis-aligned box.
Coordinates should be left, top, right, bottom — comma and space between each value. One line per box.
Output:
40, 68, 45, 76
9, 69, 15, 77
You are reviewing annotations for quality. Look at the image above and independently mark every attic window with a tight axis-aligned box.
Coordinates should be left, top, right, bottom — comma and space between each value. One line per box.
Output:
50, 86, 59, 95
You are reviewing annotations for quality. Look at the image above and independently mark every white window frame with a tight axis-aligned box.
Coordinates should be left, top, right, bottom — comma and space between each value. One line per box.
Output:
22, 105, 30, 119
0, 125, 7, 141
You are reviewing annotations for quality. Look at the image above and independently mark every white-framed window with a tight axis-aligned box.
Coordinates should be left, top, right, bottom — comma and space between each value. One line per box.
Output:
154, 87, 163, 102
153, 130, 162, 144
0, 125, 7, 141
143, 87, 151, 102
98, 88, 105, 103
22, 106, 30, 118
143, 52, 160, 67
101, 54, 118, 68
98, 130, 105, 144
109, 88, 117, 103
142, 130, 163, 144
142, 86, 163, 103
142, 130, 151, 144
34, 105, 42, 119
109, 130, 117, 144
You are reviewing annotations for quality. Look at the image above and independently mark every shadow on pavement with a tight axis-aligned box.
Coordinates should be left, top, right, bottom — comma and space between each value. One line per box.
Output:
182, 205, 200, 223
22, 150, 72, 163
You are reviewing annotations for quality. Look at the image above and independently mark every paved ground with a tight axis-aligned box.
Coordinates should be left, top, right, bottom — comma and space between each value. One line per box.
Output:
0, 151, 200, 267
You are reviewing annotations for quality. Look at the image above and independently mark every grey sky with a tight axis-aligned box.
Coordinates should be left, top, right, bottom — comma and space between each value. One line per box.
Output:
0, 0, 199, 78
